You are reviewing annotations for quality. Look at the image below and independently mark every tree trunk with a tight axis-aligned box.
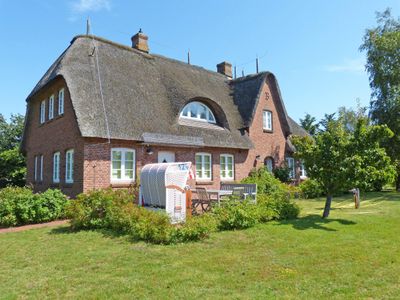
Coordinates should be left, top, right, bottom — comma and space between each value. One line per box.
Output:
322, 194, 332, 218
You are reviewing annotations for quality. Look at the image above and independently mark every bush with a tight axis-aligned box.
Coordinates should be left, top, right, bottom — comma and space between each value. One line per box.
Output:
273, 166, 291, 183
299, 179, 324, 199
66, 188, 135, 231
174, 214, 217, 242
213, 198, 259, 230
257, 193, 300, 220
242, 167, 286, 195
0, 187, 67, 227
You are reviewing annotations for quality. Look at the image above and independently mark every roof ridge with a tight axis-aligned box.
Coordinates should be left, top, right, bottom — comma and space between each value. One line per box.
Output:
72, 34, 230, 81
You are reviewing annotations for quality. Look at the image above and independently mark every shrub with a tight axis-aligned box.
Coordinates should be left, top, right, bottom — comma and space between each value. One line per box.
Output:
66, 188, 135, 231
257, 193, 300, 220
242, 167, 286, 195
299, 179, 324, 199
213, 198, 259, 230
130, 209, 175, 244
273, 166, 291, 183
174, 214, 217, 242
0, 187, 68, 227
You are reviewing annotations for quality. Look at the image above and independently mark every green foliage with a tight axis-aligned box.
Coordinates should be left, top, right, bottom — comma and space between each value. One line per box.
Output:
273, 166, 291, 183
174, 214, 217, 242
66, 188, 135, 230
0, 187, 67, 227
0, 114, 26, 188
360, 9, 400, 188
242, 167, 286, 195
213, 199, 259, 230
299, 179, 324, 199
292, 116, 395, 217
67, 184, 299, 244
299, 113, 319, 135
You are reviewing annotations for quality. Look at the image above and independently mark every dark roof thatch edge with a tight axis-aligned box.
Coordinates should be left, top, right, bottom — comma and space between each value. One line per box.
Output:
268, 73, 292, 136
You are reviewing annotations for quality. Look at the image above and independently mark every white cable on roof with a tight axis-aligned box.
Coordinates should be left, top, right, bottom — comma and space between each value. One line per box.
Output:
89, 22, 111, 144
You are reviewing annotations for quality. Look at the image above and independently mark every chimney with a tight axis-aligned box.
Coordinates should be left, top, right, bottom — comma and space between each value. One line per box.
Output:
217, 61, 232, 78
131, 29, 149, 53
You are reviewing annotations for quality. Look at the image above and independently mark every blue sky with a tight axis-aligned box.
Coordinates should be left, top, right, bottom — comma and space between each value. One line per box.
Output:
1, 0, 399, 123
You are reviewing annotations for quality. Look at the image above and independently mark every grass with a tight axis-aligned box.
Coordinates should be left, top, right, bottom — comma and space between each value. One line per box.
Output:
0, 192, 399, 299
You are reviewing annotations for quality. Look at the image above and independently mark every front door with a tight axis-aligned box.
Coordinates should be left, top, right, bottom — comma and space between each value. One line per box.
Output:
158, 151, 175, 163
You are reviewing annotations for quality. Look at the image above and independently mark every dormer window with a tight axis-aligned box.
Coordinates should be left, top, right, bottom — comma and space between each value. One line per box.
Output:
180, 101, 216, 123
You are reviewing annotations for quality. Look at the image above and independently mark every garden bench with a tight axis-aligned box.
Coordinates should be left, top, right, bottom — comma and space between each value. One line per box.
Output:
220, 183, 257, 202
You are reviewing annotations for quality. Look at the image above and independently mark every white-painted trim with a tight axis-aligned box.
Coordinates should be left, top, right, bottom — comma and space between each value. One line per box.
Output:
48, 95, 54, 120
110, 148, 136, 183
180, 101, 216, 124
53, 152, 60, 183
65, 149, 74, 183
195, 152, 212, 180
220, 154, 234, 180
58, 88, 64, 115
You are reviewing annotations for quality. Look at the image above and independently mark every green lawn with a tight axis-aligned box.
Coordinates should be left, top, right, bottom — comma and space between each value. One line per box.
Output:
1, 192, 399, 299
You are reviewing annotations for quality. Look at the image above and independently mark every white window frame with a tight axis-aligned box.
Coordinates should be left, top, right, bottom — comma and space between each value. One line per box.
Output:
195, 152, 212, 181
53, 152, 60, 183
180, 101, 216, 124
40, 100, 46, 124
300, 161, 307, 179
220, 154, 234, 180
58, 88, 64, 115
286, 157, 295, 179
48, 95, 54, 120
39, 155, 44, 182
65, 149, 74, 183
263, 110, 273, 131
34, 156, 38, 182
110, 148, 136, 183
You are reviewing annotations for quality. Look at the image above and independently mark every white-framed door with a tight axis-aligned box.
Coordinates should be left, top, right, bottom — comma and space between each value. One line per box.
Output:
158, 151, 175, 163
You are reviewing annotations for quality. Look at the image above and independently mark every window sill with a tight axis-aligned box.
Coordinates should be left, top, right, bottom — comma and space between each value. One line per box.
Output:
196, 180, 213, 185
63, 183, 74, 188
111, 182, 135, 188
263, 129, 273, 133
221, 180, 235, 184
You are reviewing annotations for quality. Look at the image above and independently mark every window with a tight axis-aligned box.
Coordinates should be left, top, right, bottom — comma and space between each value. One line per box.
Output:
48, 95, 54, 120
39, 155, 44, 181
180, 101, 216, 123
263, 110, 272, 131
40, 100, 46, 124
34, 156, 38, 181
65, 149, 74, 183
111, 148, 135, 182
53, 152, 60, 183
300, 161, 307, 178
220, 154, 234, 180
58, 88, 64, 115
286, 157, 295, 179
264, 157, 274, 173
195, 153, 212, 180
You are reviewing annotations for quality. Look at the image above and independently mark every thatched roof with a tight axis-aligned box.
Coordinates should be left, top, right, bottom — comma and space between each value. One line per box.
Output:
25, 35, 298, 149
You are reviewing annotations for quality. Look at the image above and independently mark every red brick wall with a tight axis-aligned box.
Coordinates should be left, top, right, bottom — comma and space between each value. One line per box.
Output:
82, 138, 250, 193
23, 76, 84, 198
236, 77, 288, 176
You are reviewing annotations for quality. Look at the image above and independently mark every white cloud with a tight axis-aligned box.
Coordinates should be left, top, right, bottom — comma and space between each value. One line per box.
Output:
325, 58, 365, 74
68, 0, 111, 22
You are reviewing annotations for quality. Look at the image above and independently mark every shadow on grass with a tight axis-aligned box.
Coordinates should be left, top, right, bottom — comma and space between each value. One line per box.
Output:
49, 226, 128, 239
275, 214, 356, 232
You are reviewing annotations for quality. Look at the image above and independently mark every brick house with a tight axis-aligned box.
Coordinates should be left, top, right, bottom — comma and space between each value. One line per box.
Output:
21, 31, 308, 198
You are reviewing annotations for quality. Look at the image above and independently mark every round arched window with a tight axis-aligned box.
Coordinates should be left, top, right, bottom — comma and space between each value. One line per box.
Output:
180, 101, 216, 123
264, 157, 274, 173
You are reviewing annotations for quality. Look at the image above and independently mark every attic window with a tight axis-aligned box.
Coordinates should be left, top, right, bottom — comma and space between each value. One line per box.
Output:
180, 101, 216, 123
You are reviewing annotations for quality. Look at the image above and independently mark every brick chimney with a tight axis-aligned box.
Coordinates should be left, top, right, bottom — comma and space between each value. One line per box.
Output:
217, 61, 232, 78
131, 29, 149, 53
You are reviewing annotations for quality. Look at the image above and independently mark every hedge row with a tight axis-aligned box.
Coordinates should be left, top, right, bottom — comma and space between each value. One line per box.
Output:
0, 187, 68, 227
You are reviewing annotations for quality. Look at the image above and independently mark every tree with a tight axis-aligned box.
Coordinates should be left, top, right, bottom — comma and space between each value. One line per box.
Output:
318, 113, 336, 132
0, 113, 26, 187
292, 120, 349, 218
337, 100, 368, 133
299, 113, 319, 135
292, 118, 395, 218
360, 8, 400, 189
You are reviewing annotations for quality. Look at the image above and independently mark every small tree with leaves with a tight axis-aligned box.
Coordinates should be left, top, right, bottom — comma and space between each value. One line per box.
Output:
292, 120, 349, 218
292, 117, 395, 218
